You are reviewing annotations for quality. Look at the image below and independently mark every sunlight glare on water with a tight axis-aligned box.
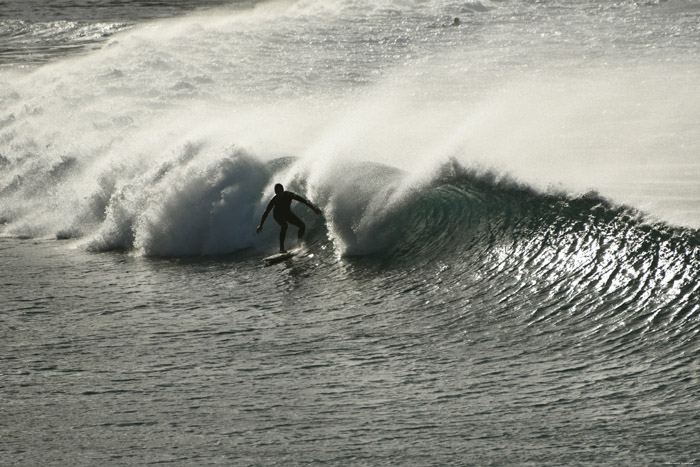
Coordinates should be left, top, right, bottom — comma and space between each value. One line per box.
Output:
1, 0, 700, 465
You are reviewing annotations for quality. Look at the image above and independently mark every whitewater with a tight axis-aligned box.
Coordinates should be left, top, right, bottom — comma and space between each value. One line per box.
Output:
1, 0, 699, 465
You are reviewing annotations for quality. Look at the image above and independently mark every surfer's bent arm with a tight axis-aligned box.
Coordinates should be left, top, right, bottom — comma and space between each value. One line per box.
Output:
257, 198, 275, 233
293, 193, 322, 215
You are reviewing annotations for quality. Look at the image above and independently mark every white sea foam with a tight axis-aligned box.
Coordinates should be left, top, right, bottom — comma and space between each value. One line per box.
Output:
1, 0, 699, 255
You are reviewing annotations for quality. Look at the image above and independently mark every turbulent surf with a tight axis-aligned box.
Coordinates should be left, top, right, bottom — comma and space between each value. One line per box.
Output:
2, 0, 699, 465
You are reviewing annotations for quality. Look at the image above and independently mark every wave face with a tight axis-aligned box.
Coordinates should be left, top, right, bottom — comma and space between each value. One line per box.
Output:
373, 162, 700, 314
313, 160, 700, 332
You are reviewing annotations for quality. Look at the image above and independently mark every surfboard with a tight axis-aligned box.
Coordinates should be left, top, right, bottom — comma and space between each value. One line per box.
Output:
263, 247, 303, 265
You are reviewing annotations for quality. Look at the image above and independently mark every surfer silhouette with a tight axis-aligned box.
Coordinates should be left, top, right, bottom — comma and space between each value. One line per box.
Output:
257, 183, 322, 253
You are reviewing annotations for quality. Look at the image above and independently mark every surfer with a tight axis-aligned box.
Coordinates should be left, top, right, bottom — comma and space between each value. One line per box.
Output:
257, 183, 322, 253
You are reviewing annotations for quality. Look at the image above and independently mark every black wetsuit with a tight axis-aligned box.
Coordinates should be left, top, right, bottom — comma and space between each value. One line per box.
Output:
270, 191, 306, 235
262, 191, 309, 252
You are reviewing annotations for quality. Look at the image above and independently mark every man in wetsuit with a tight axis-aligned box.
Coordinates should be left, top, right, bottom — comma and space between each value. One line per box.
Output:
257, 183, 322, 253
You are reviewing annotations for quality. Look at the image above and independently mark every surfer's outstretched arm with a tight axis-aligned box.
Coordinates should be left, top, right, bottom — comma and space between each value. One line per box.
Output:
293, 193, 322, 215
257, 198, 275, 233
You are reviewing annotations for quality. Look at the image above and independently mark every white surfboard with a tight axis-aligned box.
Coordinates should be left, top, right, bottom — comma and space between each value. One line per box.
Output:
262, 247, 303, 265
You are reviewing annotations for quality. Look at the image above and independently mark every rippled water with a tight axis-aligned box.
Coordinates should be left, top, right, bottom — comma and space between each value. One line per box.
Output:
3, 173, 699, 464
2, 0, 700, 465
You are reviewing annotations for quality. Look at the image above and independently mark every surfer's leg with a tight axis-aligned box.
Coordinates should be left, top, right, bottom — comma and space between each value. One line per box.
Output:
287, 213, 305, 246
278, 223, 288, 252
274, 212, 288, 252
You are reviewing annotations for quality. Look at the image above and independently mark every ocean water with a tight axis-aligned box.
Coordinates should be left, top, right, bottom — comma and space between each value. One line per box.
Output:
1, 0, 699, 465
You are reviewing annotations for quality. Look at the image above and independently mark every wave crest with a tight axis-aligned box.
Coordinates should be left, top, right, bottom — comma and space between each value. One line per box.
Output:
84, 147, 269, 255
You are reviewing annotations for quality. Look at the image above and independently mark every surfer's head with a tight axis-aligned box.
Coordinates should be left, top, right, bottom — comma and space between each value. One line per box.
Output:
274, 183, 284, 195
